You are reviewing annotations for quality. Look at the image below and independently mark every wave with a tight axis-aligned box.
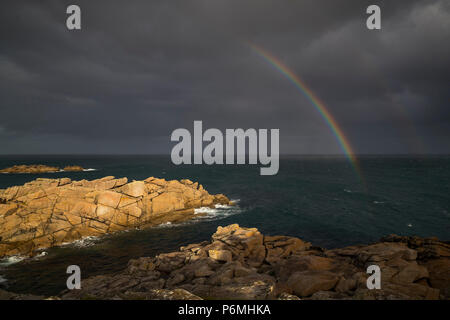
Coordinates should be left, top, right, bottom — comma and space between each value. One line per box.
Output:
61, 235, 100, 248
60, 168, 97, 172
193, 201, 242, 220
194, 206, 219, 215
0, 255, 26, 267
156, 221, 173, 228
0, 252, 48, 266
0, 275, 7, 285
32, 251, 48, 259
156, 200, 242, 228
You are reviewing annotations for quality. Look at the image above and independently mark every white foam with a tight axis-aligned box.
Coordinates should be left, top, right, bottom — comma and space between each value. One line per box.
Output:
194, 207, 219, 215
157, 221, 174, 228
0, 255, 26, 267
373, 201, 385, 204
61, 235, 100, 248
214, 204, 233, 209
193, 200, 242, 220
155, 200, 242, 229
0, 275, 7, 285
33, 251, 48, 259
83, 168, 97, 172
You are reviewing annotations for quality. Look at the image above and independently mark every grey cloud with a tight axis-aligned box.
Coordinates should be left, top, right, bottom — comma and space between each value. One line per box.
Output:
0, 0, 448, 154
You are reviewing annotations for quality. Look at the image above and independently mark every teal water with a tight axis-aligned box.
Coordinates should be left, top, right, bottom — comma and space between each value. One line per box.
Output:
0, 155, 449, 295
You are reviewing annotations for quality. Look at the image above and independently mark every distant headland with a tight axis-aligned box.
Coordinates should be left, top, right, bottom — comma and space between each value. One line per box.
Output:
0, 164, 85, 174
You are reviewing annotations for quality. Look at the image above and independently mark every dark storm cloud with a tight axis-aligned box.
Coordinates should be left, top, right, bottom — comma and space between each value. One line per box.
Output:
0, 0, 449, 154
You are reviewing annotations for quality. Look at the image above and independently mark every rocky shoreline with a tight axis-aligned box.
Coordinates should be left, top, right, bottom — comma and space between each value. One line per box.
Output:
57, 224, 449, 300
0, 176, 448, 300
0, 224, 449, 300
0, 176, 230, 258
0, 164, 85, 174
0, 224, 450, 300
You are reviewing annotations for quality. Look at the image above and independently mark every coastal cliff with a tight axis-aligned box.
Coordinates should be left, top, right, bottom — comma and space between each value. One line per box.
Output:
57, 224, 449, 300
0, 176, 230, 258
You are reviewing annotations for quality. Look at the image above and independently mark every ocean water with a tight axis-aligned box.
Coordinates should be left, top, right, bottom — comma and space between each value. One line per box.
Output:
0, 155, 449, 296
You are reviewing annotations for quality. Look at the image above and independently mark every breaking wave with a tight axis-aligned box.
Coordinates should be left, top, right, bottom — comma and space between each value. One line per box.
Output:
0, 255, 26, 267
156, 200, 242, 228
193, 200, 241, 221
61, 236, 100, 248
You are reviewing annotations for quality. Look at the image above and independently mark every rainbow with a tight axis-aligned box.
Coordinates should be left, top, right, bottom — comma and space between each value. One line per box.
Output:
248, 43, 363, 180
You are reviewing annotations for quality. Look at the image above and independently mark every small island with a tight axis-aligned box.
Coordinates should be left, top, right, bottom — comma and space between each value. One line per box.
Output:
0, 164, 85, 174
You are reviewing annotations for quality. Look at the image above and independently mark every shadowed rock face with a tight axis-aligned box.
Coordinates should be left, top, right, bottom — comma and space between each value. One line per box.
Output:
0, 164, 85, 173
0, 177, 230, 258
59, 224, 449, 300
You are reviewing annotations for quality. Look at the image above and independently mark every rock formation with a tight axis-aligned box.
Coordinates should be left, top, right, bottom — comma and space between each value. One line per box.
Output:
62, 166, 85, 172
0, 165, 61, 174
59, 224, 449, 300
0, 176, 230, 258
0, 164, 85, 174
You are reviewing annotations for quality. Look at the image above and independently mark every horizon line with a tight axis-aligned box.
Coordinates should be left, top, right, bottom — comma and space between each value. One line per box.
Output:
1, 153, 449, 157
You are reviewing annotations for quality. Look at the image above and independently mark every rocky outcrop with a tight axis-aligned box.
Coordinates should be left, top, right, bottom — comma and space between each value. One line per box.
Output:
62, 166, 85, 172
0, 177, 230, 258
60, 224, 450, 300
0, 165, 61, 174
0, 165, 85, 174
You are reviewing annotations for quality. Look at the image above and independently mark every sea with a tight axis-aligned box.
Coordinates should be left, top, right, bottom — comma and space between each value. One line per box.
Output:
0, 155, 449, 296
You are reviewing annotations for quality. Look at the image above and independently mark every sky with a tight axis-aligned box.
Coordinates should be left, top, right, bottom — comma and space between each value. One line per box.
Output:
0, 0, 449, 155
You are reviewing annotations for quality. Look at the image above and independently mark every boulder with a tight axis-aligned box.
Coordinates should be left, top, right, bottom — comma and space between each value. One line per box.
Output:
95, 191, 122, 208
208, 249, 233, 262
121, 181, 146, 198
424, 258, 450, 298
287, 271, 340, 297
